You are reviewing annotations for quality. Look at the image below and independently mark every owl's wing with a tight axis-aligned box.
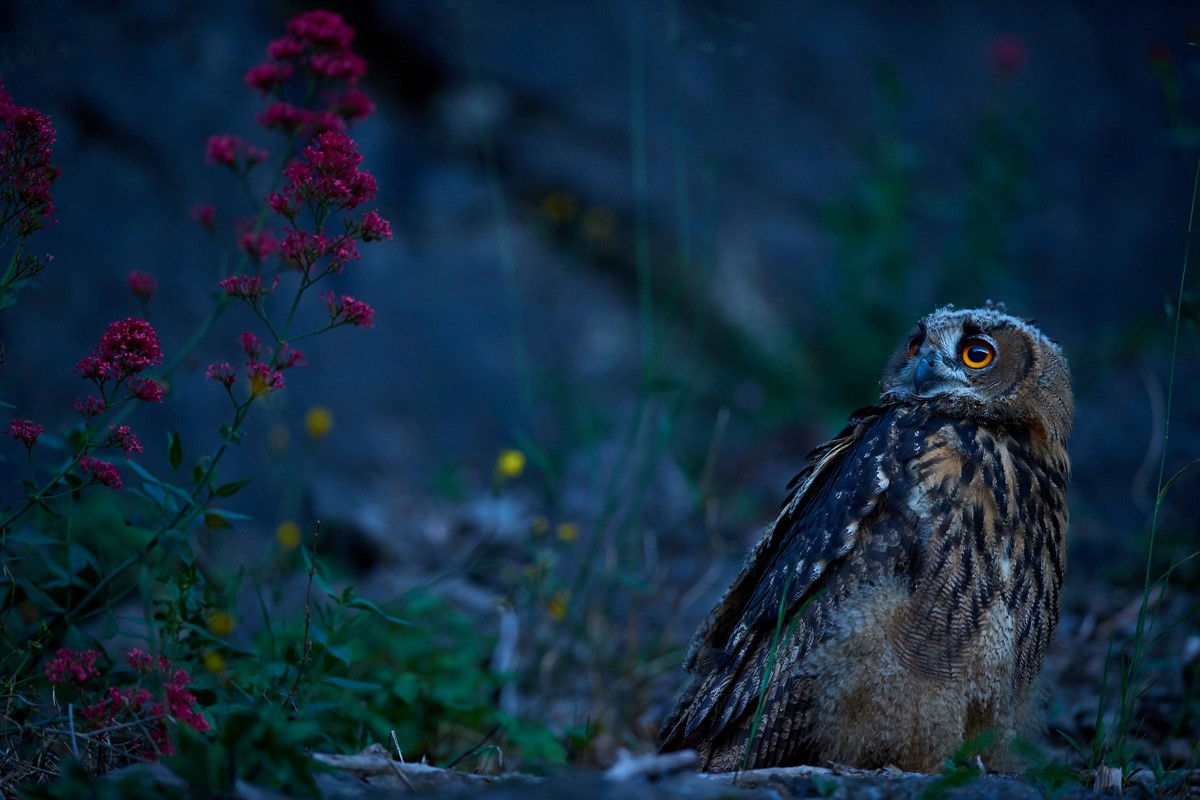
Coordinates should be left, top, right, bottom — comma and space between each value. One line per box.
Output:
660, 403, 916, 761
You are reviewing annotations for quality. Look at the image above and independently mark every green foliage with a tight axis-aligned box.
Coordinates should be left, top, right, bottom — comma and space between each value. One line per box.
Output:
168, 710, 327, 797
917, 731, 992, 800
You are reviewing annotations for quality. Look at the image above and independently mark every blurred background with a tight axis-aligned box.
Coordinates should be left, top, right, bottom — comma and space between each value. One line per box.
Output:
2, 0, 1198, 769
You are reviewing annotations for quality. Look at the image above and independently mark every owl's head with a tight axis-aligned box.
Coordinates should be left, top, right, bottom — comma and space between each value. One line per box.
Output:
880, 302, 1073, 442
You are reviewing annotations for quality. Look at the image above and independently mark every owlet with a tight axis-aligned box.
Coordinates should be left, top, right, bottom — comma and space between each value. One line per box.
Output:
660, 303, 1073, 772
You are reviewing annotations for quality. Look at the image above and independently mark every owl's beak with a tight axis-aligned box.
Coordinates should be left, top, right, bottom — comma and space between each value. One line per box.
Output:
913, 354, 959, 396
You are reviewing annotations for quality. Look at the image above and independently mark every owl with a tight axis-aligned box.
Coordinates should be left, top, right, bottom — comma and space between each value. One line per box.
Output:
659, 303, 1073, 773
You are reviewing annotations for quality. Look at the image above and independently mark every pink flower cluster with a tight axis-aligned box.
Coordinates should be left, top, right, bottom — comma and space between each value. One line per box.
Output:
270, 131, 377, 213
6, 418, 43, 449
74, 318, 164, 388
247, 361, 285, 397
219, 272, 280, 303
204, 134, 268, 171
105, 425, 143, 456
191, 202, 216, 231
67, 320, 163, 489
0, 78, 57, 238
48, 648, 211, 759
206, 332, 307, 397
79, 454, 122, 489
205, 362, 236, 388
127, 270, 158, 303
246, 9, 374, 137
44, 648, 101, 685
322, 291, 374, 328
265, 132, 391, 278
235, 218, 280, 264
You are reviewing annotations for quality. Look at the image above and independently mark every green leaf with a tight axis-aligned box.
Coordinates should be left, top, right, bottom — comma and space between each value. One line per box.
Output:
158, 530, 196, 564
168, 431, 183, 470
18, 581, 65, 613
343, 596, 413, 627
390, 673, 421, 704
99, 607, 119, 639
203, 512, 233, 530
205, 508, 252, 523
19, 479, 39, 501
212, 476, 254, 498
321, 676, 383, 692
2, 530, 58, 546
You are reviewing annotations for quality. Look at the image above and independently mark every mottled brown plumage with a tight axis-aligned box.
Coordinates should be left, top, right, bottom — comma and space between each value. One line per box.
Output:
660, 303, 1073, 773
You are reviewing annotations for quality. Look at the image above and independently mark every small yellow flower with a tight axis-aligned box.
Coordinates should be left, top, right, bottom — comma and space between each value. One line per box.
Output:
541, 191, 578, 224
268, 424, 290, 452
202, 650, 227, 673
276, 520, 301, 549
555, 522, 579, 542
530, 515, 551, 535
305, 406, 334, 439
206, 611, 236, 638
496, 449, 526, 479
547, 589, 570, 620
582, 206, 615, 240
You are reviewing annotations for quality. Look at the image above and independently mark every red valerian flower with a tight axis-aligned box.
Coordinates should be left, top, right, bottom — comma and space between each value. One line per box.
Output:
72, 395, 107, 418
286, 9, 356, 50
0, 78, 58, 238
79, 454, 122, 489
235, 222, 280, 264
279, 228, 361, 275
245, 10, 373, 138
246, 361, 285, 397
321, 291, 374, 327
359, 209, 392, 242
244, 62, 294, 94
44, 649, 101, 685
204, 134, 268, 169
271, 131, 377, 212
126, 648, 154, 672
309, 50, 366, 81
218, 273, 280, 301
191, 203, 216, 230
6, 418, 43, 448
256, 101, 344, 137
81, 650, 211, 759
275, 344, 306, 370
244, 10, 372, 138
333, 87, 375, 123
206, 362, 236, 388
128, 271, 158, 302
75, 318, 163, 384
240, 331, 264, 360
106, 425, 143, 456
127, 376, 163, 403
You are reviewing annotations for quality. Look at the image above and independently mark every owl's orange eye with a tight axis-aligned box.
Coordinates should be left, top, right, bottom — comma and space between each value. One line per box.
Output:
906, 336, 922, 360
960, 338, 995, 369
